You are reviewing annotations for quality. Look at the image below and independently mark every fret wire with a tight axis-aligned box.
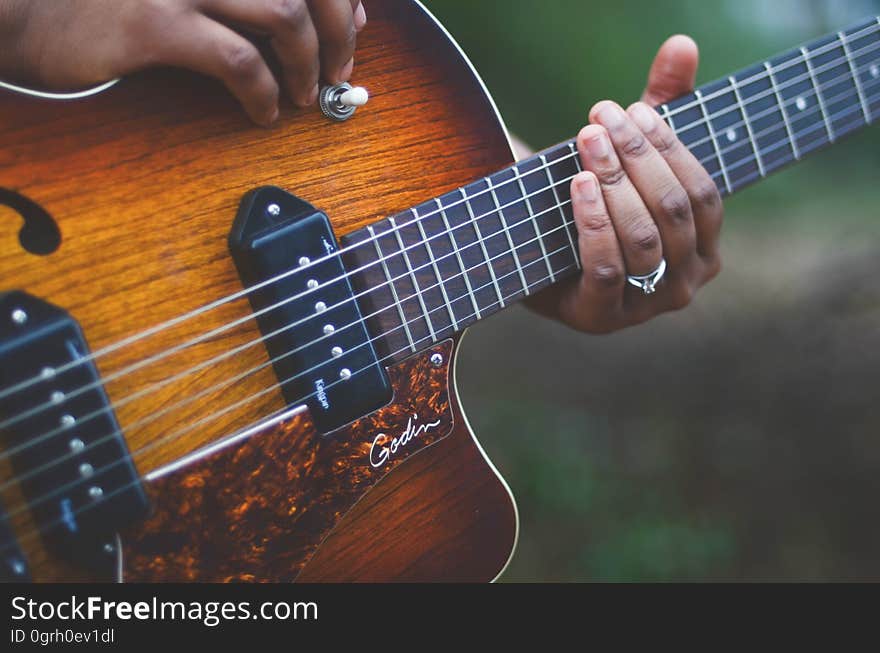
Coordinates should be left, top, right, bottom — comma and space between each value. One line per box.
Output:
540, 152, 580, 267
461, 187, 505, 308
695, 89, 732, 193
7, 82, 880, 486
414, 208, 458, 331
436, 198, 480, 321
801, 45, 836, 142
487, 176, 530, 295
514, 167, 555, 283
389, 216, 436, 342
839, 30, 872, 123
729, 75, 766, 178
3, 24, 879, 426
368, 225, 416, 353
765, 61, 801, 160
661, 103, 675, 130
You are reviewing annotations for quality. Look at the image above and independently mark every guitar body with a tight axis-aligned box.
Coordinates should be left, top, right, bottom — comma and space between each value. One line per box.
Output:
0, 0, 518, 581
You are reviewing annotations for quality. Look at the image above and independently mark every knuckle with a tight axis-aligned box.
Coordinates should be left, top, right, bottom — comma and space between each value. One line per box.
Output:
589, 263, 625, 290
270, 0, 309, 29
658, 185, 692, 223
692, 179, 722, 210
652, 129, 679, 154
620, 130, 651, 158
579, 213, 612, 234
668, 283, 694, 311
704, 255, 722, 281
630, 224, 662, 253
597, 164, 627, 188
223, 42, 262, 79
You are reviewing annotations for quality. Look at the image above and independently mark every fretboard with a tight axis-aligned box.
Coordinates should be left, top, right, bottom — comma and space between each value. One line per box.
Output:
343, 16, 880, 363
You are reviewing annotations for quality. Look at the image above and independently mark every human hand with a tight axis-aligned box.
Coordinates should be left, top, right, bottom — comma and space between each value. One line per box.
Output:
0, 0, 367, 125
529, 35, 724, 333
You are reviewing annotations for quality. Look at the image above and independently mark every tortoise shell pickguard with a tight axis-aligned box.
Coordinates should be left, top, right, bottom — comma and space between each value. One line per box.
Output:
122, 340, 454, 582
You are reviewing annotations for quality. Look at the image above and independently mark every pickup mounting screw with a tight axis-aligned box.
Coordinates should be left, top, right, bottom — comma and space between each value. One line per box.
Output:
79, 462, 94, 478
315, 301, 327, 313
339, 368, 352, 380
60, 414, 76, 428
103, 542, 115, 555
51, 390, 65, 404
307, 279, 319, 290
323, 324, 335, 335
298, 256, 311, 267
331, 346, 343, 358
431, 352, 444, 367
88, 486, 104, 500
267, 203, 281, 217
11, 308, 27, 325
69, 438, 85, 453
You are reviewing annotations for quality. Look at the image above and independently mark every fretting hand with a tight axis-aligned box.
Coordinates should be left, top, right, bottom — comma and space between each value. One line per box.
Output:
528, 36, 724, 333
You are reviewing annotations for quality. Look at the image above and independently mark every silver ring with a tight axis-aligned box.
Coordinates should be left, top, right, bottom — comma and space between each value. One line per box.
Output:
626, 258, 667, 295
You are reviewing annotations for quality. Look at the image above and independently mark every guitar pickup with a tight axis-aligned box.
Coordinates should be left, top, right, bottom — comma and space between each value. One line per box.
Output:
229, 187, 392, 434
0, 291, 149, 570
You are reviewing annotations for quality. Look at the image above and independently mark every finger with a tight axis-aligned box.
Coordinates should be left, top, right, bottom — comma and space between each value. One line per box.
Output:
158, 13, 279, 125
562, 171, 627, 331
307, 0, 358, 84
576, 124, 663, 278
203, 0, 320, 106
627, 101, 723, 260
354, 2, 367, 31
641, 34, 699, 106
590, 100, 696, 269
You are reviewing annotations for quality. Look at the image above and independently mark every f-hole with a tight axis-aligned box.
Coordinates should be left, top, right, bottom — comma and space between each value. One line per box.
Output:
0, 188, 61, 255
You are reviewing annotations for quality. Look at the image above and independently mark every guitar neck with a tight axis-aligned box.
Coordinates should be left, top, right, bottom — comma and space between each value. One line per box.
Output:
343, 16, 880, 363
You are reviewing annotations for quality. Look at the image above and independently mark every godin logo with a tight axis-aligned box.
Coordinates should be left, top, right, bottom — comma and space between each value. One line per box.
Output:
369, 413, 442, 468
314, 378, 330, 410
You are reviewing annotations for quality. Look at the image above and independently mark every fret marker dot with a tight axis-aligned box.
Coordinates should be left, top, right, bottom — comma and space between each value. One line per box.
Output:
339, 368, 352, 381
795, 96, 807, 111
331, 346, 343, 358
726, 128, 737, 143
315, 301, 327, 313
307, 279, 318, 290
298, 256, 310, 267
323, 324, 335, 335
871, 64, 879, 79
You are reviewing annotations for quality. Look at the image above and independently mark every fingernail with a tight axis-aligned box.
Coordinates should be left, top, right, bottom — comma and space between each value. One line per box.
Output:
339, 57, 354, 82
630, 103, 657, 132
596, 102, 626, 129
585, 131, 610, 159
267, 107, 279, 125
300, 84, 318, 107
354, 3, 367, 30
576, 174, 598, 202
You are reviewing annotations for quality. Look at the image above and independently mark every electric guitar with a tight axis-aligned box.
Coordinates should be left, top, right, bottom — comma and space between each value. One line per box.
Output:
0, 1, 877, 582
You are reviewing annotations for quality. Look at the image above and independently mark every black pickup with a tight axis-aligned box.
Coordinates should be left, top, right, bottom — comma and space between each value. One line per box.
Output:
230, 187, 392, 434
0, 291, 149, 572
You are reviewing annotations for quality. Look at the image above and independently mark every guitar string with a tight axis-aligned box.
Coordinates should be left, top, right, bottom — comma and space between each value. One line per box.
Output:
0, 58, 877, 488
1, 85, 877, 534
2, 38, 879, 446
0, 251, 584, 554
0, 19, 876, 404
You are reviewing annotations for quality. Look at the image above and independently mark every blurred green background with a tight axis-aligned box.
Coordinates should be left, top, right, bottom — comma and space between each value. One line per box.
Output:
422, 0, 880, 580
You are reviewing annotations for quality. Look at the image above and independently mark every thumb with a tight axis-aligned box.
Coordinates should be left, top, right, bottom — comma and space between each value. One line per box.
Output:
641, 35, 699, 106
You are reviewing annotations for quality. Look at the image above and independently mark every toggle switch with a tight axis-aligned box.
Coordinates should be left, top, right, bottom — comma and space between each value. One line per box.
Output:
319, 82, 369, 121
